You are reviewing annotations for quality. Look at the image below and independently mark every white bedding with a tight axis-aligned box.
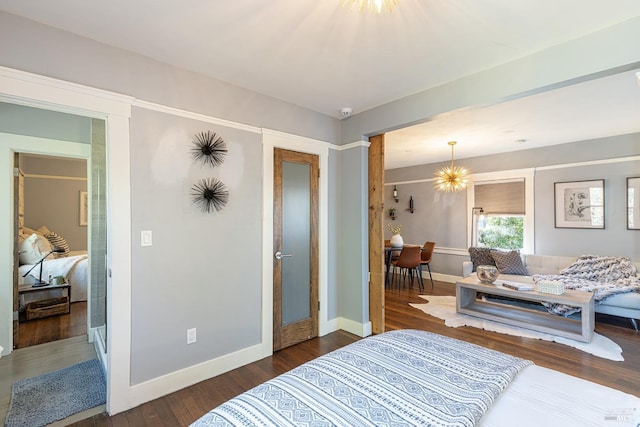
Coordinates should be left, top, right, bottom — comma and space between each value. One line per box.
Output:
480, 365, 640, 427
192, 330, 640, 427
19, 251, 88, 303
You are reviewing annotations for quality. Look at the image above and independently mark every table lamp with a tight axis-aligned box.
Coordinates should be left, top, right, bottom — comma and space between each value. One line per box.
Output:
22, 247, 66, 287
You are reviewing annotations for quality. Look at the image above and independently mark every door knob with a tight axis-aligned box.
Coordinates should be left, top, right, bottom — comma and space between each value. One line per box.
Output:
274, 251, 293, 260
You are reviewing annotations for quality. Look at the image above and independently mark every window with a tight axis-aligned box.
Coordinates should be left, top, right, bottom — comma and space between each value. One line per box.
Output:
468, 170, 534, 253
475, 180, 524, 250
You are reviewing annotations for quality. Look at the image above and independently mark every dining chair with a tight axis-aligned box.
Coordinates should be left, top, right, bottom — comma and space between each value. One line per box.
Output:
391, 245, 423, 290
384, 239, 400, 261
420, 241, 436, 289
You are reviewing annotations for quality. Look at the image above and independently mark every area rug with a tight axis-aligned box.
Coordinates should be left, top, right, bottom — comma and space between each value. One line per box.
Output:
410, 295, 624, 361
4, 359, 106, 427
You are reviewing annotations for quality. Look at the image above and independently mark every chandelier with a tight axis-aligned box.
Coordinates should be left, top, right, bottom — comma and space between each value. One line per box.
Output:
434, 141, 469, 192
343, 0, 399, 14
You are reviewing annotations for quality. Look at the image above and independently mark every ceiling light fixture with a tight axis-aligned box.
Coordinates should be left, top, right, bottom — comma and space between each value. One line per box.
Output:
343, 0, 399, 14
434, 141, 469, 192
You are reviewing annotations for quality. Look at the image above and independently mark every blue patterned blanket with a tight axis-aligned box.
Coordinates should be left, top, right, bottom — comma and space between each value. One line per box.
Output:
191, 330, 531, 427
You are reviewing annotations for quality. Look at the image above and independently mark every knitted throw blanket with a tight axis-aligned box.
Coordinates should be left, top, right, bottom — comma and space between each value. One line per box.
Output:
532, 255, 640, 317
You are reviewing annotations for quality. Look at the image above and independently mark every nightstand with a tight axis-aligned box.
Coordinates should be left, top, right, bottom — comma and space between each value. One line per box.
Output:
18, 283, 71, 320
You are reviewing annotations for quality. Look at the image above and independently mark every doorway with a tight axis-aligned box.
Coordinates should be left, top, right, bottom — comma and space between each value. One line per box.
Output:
14, 153, 91, 349
272, 148, 319, 351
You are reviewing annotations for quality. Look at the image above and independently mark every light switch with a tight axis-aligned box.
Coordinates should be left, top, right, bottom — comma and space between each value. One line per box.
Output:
141, 230, 152, 247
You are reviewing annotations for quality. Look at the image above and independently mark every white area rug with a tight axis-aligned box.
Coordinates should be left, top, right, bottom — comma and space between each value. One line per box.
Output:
410, 295, 624, 361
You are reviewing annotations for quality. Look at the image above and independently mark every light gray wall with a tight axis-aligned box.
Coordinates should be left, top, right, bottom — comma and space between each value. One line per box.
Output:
385, 133, 640, 276
129, 107, 264, 383
0, 11, 351, 384
340, 17, 640, 144
0, 12, 340, 145
0, 102, 92, 143
338, 146, 369, 325
22, 156, 88, 251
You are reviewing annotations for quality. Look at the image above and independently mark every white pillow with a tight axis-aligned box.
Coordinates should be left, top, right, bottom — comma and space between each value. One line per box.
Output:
19, 233, 53, 265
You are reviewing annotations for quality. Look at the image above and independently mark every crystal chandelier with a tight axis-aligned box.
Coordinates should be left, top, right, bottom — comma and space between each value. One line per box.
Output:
434, 141, 469, 192
343, 0, 399, 14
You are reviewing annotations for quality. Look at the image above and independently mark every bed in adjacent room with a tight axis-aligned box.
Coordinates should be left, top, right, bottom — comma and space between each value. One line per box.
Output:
18, 229, 88, 305
191, 329, 639, 427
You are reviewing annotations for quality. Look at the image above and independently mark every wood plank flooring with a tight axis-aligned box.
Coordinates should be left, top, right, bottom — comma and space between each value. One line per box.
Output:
17, 301, 87, 348
70, 280, 639, 427
0, 302, 97, 425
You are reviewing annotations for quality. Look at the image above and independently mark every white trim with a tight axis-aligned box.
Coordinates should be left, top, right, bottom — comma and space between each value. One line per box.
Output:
23, 173, 87, 181
0, 66, 133, 118
128, 344, 263, 408
262, 128, 332, 358
433, 246, 469, 257
337, 317, 372, 338
0, 67, 133, 415
385, 178, 435, 186
0, 133, 91, 358
334, 140, 371, 151
467, 168, 535, 254
535, 155, 640, 171
133, 99, 262, 134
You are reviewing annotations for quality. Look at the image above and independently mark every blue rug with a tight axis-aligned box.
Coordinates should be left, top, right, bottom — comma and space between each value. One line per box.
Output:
4, 359, 106, 427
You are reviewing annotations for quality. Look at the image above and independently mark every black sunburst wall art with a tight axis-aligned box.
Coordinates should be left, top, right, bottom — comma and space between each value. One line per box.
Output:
191, 177, 229, 213
191, 130, 227, 167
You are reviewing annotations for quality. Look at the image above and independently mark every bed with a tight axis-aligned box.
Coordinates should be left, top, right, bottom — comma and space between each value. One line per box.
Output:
18, 228, 89, 305
18, 251, 89, 305
191, 329, 640, 427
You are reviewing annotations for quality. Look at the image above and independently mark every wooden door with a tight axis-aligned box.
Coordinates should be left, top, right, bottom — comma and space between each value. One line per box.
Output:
273, 148, 319, 351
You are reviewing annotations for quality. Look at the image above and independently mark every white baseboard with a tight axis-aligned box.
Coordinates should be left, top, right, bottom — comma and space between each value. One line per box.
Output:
128, 343, 264, 409
337, 317, 372, 338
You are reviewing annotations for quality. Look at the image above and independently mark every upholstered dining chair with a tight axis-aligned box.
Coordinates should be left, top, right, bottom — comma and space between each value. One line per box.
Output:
392, 245, 423, 290
420, 241, 436, 289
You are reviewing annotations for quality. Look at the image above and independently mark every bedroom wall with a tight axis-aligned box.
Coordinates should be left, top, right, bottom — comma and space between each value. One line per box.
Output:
0, 11, 349, 390
384, 133, 640, 277
22, 155, 88, 251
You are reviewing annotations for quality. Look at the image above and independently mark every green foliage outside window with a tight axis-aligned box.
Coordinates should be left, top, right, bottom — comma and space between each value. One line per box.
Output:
478, 216, 523, 250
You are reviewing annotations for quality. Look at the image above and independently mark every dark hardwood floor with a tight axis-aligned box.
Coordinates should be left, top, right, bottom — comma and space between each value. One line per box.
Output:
71, 281, 639, 426
17, 301, 87, 348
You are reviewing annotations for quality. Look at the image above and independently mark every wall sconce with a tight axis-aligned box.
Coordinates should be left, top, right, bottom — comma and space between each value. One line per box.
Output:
407, 195, 414, 213
393, 185, 399, 202
470, 207, 485, 247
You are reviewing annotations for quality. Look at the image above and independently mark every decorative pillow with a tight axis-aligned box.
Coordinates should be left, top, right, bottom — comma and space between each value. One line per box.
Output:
19, 233, 53, 265
45, 231, 70, 257
37, 225, 51, 235
490, 249, 529, 275
468, 247, 496, 272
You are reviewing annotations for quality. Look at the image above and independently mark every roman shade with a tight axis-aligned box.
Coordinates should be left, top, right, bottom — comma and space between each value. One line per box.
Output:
474, 179, 525, 214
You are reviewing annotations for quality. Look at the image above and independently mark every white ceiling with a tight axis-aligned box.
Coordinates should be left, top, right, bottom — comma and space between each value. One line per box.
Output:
2, 0, 640, 168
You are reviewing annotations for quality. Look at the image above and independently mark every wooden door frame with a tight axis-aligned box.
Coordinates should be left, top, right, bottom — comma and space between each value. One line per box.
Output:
368, 134, 385, 334
273, 148, 319, 351
261, 129, 329, 357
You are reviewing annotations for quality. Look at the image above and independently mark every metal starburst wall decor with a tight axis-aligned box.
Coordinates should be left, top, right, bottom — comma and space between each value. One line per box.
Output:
191, 177, 229, 213
192, 131, 227, 167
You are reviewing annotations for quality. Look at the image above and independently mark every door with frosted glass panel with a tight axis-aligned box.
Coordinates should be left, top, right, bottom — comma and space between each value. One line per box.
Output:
273, 148, 318, 351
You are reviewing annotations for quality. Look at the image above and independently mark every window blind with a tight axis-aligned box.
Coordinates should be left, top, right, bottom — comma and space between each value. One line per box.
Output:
474, 179, 525, 214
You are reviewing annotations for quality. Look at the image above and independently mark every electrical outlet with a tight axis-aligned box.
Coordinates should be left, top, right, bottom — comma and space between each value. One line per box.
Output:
187, 328, 196, 344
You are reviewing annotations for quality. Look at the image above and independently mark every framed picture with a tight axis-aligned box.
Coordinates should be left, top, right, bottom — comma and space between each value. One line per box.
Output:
79, 191, 88, 226
554, 179, 604, 229
628, 177, 640, 230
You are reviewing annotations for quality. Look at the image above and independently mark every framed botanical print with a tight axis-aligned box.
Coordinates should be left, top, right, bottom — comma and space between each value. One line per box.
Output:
554, 179, 604, 229
627, 176, 640, 230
